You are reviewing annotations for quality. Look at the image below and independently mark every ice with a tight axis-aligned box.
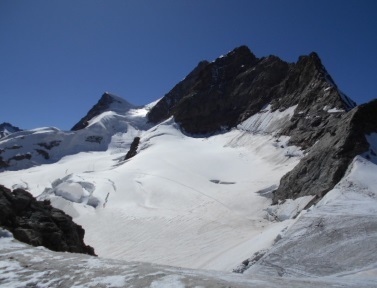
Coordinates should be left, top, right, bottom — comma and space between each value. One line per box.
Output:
0, 235, 374, 287
266, 195, 315, 221
1, 92, 376, 285
247, 156, 377, 278
54, 182, 89, 203
150, 275, 185, 288
238, 104, 297, 134
0, 103, 303, 272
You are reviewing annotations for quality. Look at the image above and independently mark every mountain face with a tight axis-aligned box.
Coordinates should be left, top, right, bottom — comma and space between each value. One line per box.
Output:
147, 46, 355, 138
71, 92, 136, 131
0, 122, 21, 139
0, 92, 147, 171
274, 99, 377, 203
1, 46, 377, 284
147, 46, 374, 202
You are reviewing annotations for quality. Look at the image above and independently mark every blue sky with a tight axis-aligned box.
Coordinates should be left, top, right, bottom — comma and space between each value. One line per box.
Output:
1, 0, 376, 130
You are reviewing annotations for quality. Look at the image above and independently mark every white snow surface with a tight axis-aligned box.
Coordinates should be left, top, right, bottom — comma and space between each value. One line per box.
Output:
0, 231, 375, 287
1, 96, 377, 285
238, 104, 297, 134
0, 101, 303, 272
246, 156, 377, 279
0, 97, 153, 170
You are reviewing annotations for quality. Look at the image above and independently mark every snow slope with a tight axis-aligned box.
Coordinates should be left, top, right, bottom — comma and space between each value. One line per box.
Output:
246, 156, 377, 278
0, 101, 302, 271
1, 231, 374, 288
1, 95, 377, 285
0, 96, 154, 171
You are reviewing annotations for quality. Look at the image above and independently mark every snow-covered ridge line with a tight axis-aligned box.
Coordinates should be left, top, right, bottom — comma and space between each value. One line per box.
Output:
0, 99, 157, 171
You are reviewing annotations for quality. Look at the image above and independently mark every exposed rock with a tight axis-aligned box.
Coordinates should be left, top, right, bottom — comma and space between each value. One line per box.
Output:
71, 92, 133, 131
37, 140, 61, 150
85, 135, 103, 143
273, 99, 377, 203
0, 122, 22, 139
0, 156, 8, 168
125, 137, 140, 160
71, 92, 117, 130
147, 45, 366, 202
35, 149, 50, 160
8, 153, 32, 162
0, 185, 96, 255
147, 46, 354, 136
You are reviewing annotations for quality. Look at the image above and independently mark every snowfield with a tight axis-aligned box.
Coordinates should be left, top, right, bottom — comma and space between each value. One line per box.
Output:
0, 232, 375, 288
247, 156, 377, 279
1, 97, 377, 286
0, 101, 303, 271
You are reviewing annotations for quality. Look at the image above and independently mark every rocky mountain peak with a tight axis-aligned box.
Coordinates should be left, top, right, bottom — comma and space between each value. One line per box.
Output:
71, 92, 134, 131
0, 122, 22, 139
147, 45, 353, 135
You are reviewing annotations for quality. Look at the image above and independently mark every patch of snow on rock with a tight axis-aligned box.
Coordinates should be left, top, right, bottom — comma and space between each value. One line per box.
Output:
238, 105, 297, 134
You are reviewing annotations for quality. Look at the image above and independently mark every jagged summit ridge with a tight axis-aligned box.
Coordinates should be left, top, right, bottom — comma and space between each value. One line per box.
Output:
147, 45, 355, 135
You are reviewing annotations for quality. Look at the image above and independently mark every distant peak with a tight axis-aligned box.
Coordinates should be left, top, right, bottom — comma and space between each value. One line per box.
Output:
215, 45, 257, 64
0, 122, 21, 129
71, 92, 134, 131
0, 122, 22, 139
297, 51, 324, 69
101, 92, 129, 104
230, 45, 251, 54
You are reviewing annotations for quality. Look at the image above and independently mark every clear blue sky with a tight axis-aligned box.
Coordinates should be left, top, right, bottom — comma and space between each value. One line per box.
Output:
1, 0, 376, 130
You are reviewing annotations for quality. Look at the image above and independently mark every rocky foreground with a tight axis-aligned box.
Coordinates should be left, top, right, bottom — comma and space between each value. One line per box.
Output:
0, 185, 95, 255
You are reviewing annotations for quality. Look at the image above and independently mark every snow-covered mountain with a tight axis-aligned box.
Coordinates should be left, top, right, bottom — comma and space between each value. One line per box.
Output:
1, 46, 377, 287
0, 122, 21, 139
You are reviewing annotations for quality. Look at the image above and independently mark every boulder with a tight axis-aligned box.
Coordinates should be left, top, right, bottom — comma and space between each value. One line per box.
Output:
0, 185, 96, 255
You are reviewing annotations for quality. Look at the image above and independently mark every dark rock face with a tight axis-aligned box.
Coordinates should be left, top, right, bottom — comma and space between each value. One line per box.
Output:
0, 185, 96, 255
273, 99, 377, 203
147, 46, 354, 135
148, 45, 366, 202
71, 92, 123, 131
125, 137, 140, 160
0, 122, 22, 139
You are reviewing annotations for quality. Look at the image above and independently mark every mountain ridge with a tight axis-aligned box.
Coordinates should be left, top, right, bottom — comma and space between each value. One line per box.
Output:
147, 46, 355, 135
0, 122, 22, 139
1, 46, 377, 283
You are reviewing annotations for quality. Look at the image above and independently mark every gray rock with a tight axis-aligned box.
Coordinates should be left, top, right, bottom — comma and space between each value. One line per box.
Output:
0, 185, 96, 255
147, 46, 354, 137
124, 136, 140, 160
71, 92, 129, 131
273, 99, 377, 203
0, 122, 22, 139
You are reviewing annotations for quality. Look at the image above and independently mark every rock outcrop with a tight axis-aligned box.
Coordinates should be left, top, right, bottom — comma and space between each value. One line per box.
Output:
0, 122, 22, 139
124, 137, 140, 160
71, 92, 134, 131
273, 99, 377, 203
0, 185, 96, 255
147, 45, 372, 202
